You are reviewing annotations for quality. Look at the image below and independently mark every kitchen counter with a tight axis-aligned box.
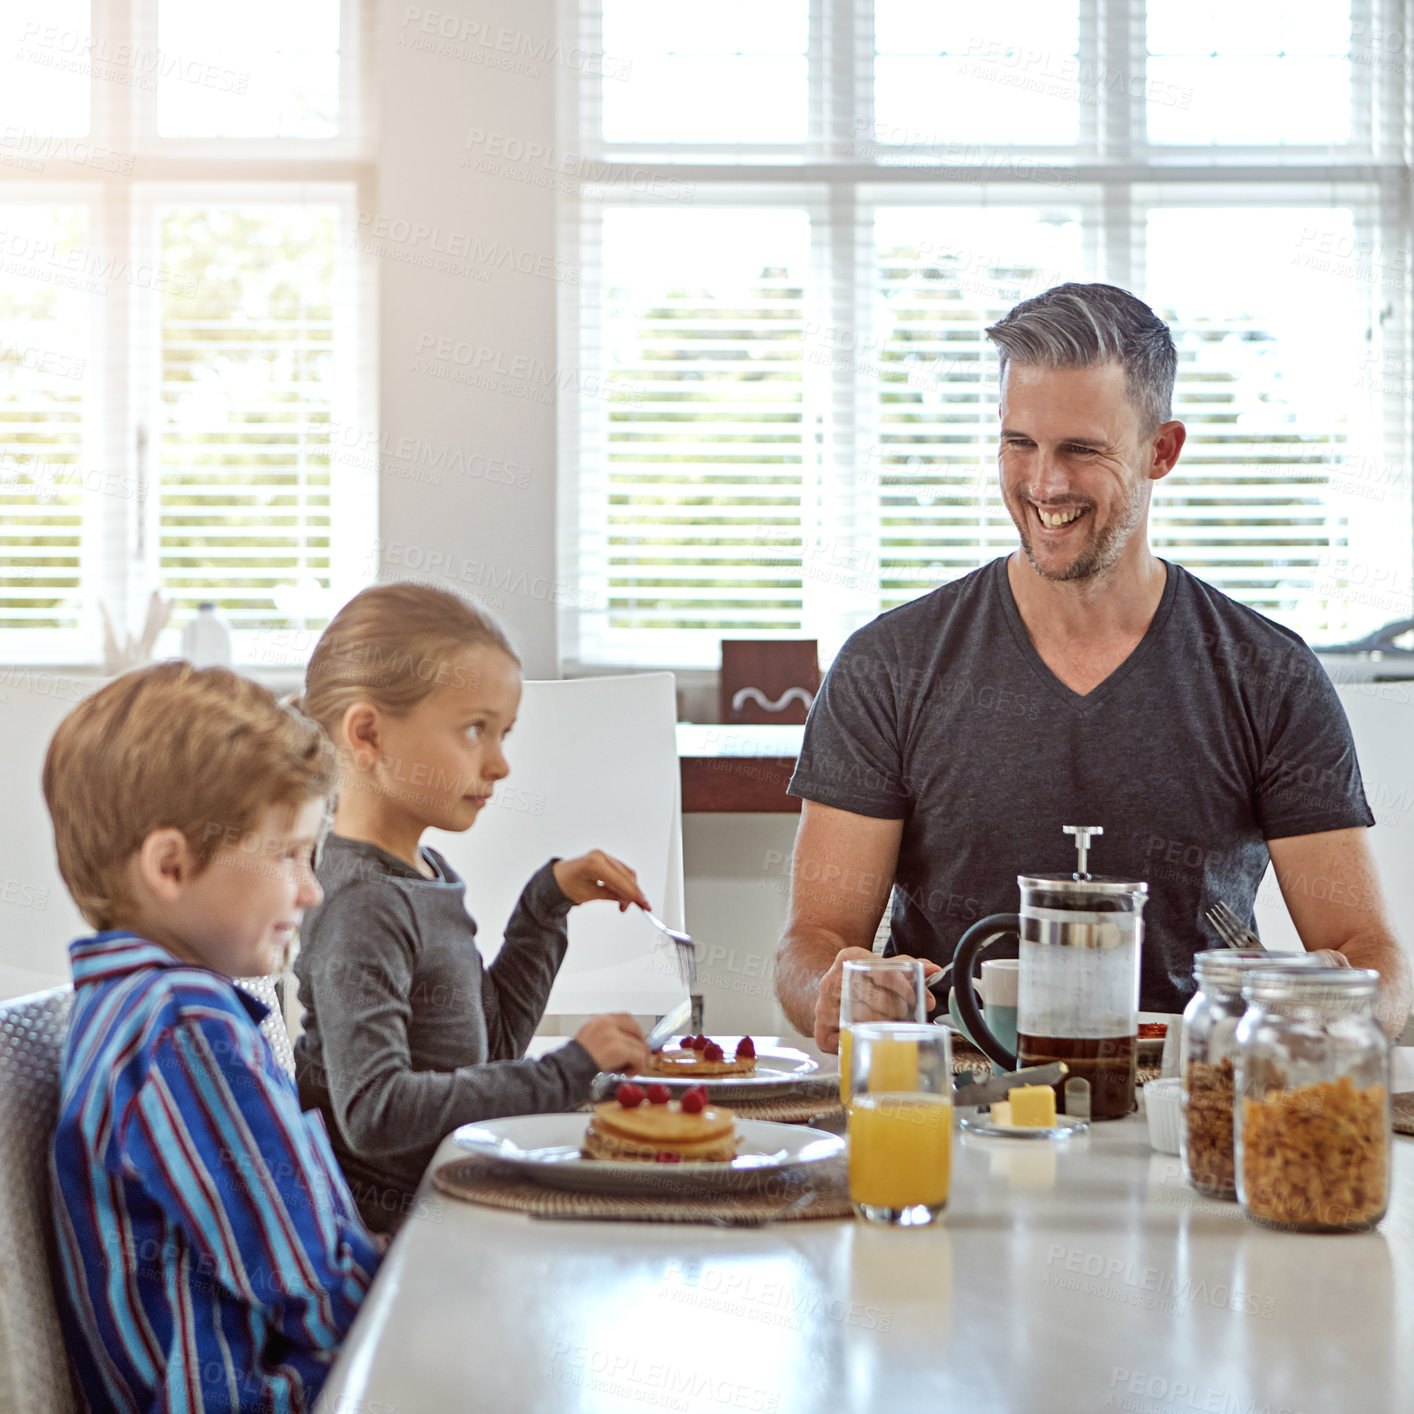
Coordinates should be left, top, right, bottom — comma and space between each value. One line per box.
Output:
677, 723, 804, 813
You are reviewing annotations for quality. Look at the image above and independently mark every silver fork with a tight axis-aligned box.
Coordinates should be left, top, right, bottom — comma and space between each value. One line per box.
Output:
1204, 900, 1264, 951
643, 910, 698, 989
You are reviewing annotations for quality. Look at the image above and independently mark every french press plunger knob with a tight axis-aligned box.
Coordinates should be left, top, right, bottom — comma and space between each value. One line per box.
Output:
1063, 825, 1103, 879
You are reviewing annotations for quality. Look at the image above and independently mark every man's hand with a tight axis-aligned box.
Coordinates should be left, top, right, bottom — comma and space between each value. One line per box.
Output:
814, 947, 941, 1055
575, 1012, 650, 1074
553, 850, 651, 911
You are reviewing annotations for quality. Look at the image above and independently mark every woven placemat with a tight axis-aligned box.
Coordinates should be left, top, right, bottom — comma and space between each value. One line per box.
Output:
1393, 1092, 1414, 1136
432, 1156, 852, 1223
727, 1083, 845, 1124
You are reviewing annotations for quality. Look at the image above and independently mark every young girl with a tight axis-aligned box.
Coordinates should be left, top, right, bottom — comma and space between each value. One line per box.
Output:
292, 583, 652, 1232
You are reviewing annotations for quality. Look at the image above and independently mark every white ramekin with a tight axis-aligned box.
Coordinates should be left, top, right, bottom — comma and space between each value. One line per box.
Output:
1142, 1077, 1183, 1155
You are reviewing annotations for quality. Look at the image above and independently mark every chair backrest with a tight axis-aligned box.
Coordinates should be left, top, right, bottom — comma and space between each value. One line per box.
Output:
0, 988, 79, 1414
233, 974, 296, 1077
424, 673, 685, 1017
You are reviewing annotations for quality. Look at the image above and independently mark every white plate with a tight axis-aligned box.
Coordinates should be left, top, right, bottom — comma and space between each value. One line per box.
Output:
606, 1041, 823, 1101
452, 1113, 844, 1193
959, 1113, 1088, 1141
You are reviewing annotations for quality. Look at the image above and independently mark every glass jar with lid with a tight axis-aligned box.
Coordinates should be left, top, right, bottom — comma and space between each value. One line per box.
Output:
1234, 967, 1391, 1233
1180, 950, 1330, 1198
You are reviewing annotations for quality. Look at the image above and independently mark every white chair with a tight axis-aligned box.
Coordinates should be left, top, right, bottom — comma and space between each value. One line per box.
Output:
424, 672, 685, 1020
0, 987, 79, 1414
1254, 682, 1414, 1079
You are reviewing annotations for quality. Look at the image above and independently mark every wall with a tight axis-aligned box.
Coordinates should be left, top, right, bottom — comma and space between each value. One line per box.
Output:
373, 0, 563, 676
684, 814, 797, 1036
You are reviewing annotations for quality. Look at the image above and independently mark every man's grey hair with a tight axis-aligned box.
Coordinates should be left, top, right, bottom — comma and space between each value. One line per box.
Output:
985, 283, 1177, 433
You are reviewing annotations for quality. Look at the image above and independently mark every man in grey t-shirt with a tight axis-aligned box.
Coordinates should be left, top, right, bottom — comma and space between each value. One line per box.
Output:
777, 282, 1411, 1049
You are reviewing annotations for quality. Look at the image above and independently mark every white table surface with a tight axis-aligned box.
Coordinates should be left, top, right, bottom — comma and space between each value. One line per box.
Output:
318, 1101, 1414, 1414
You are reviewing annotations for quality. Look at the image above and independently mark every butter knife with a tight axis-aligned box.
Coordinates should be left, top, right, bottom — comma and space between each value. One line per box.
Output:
951, 1062, 1068, 1109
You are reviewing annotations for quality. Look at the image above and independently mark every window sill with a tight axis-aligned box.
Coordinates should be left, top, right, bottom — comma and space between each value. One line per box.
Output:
0, 663, 306, 694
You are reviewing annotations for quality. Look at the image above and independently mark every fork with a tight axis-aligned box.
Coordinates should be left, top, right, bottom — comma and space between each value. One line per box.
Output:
1204, 900, 1264, 951
643, 910, 698, 990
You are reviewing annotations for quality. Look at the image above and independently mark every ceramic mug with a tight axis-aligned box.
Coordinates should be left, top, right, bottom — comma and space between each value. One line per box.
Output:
949, 959, 1019, 1069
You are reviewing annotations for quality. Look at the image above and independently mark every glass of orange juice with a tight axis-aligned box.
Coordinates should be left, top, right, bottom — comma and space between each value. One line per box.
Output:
839, 957, 926, 1108
848, 1021, 953, 1227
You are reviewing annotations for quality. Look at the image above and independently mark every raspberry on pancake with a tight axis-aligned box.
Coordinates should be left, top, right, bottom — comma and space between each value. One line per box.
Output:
644, 1034, 757, 1078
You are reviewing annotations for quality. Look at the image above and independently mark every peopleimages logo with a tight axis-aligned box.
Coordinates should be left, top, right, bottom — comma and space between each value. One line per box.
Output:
353, 211, 580, 284
14, 22, 249, 94
460, 129, 695, 203
0, 127, 134, 175
399, 7, 632, 80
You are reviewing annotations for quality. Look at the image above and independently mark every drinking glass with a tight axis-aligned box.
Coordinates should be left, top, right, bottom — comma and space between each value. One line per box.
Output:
838, 956, 927, 1108
848, 1022, 954, 1227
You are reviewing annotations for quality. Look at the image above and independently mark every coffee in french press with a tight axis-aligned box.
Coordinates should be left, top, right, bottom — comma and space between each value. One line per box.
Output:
950, 825, 1149, 1121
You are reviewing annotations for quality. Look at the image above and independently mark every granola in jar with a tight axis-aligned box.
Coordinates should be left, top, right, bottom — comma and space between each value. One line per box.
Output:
1234, 968, 1391, 1234
1183, 1057, 1236, 1194
1179, 949, 1328, 1200
1239, 1075, 1388, 1231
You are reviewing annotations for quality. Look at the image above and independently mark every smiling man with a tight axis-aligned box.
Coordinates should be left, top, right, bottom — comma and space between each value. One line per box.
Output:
775, 282, 1411, 1050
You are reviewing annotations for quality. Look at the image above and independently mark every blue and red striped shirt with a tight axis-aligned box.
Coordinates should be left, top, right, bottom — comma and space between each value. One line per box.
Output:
52, 932, 383, 1413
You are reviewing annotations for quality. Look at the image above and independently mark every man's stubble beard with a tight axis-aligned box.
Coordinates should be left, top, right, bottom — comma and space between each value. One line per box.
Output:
1013, 476, 1151, 584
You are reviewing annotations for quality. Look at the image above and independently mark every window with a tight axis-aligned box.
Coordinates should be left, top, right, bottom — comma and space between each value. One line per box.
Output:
0, 0, 372, 665
560, 0, 1412, 669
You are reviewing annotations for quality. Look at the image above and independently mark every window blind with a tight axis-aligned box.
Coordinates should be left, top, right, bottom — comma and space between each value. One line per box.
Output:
0, 204, 90, 648
562, 0, 1413, 669
1146, 202, 1373, 635
0, 0, 366, 666
571, 206, 811, 665
154, 204, 339, 638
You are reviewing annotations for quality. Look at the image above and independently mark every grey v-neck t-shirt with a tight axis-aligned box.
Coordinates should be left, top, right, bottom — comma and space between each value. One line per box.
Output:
788, 556, 1373, 1014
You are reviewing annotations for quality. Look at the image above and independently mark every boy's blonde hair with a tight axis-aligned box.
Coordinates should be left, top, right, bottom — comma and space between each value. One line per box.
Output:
298, 582, 520, 743
44, 661, 337, 929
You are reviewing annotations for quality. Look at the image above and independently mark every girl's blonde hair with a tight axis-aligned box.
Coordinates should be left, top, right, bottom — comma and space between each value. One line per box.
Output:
299, 583, 520, 743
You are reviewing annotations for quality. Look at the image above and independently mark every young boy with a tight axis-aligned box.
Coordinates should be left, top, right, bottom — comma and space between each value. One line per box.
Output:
43, 661, 383, 1414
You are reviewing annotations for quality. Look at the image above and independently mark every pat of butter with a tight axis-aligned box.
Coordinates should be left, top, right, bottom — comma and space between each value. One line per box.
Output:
990, 1100, 1013, 1126
1008, 1084, 1057, 1127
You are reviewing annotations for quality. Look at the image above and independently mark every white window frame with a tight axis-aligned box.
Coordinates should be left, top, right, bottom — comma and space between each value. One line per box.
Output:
557, 0, 1414, 672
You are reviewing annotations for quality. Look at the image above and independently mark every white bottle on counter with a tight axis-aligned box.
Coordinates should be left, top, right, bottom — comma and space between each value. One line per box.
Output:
181, 602, 233, 667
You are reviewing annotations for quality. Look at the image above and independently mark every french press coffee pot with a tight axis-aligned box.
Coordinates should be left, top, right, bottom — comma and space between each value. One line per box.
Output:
951, 825, 1148, 1120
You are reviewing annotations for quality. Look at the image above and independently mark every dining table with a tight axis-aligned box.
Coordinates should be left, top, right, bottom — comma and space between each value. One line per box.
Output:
317, 1044, 1414, 1414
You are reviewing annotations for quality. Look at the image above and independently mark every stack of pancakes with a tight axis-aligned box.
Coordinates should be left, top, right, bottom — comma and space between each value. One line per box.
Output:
582, 1098, 739, 1162
645, 1044, 756, 1079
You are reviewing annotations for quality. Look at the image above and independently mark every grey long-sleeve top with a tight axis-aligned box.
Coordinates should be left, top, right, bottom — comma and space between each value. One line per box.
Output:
293, 834, 597, 1219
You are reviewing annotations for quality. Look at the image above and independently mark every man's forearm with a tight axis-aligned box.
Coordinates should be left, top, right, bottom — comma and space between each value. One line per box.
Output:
775, 925, 849, 1039
1334, 928, 1413, 1039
